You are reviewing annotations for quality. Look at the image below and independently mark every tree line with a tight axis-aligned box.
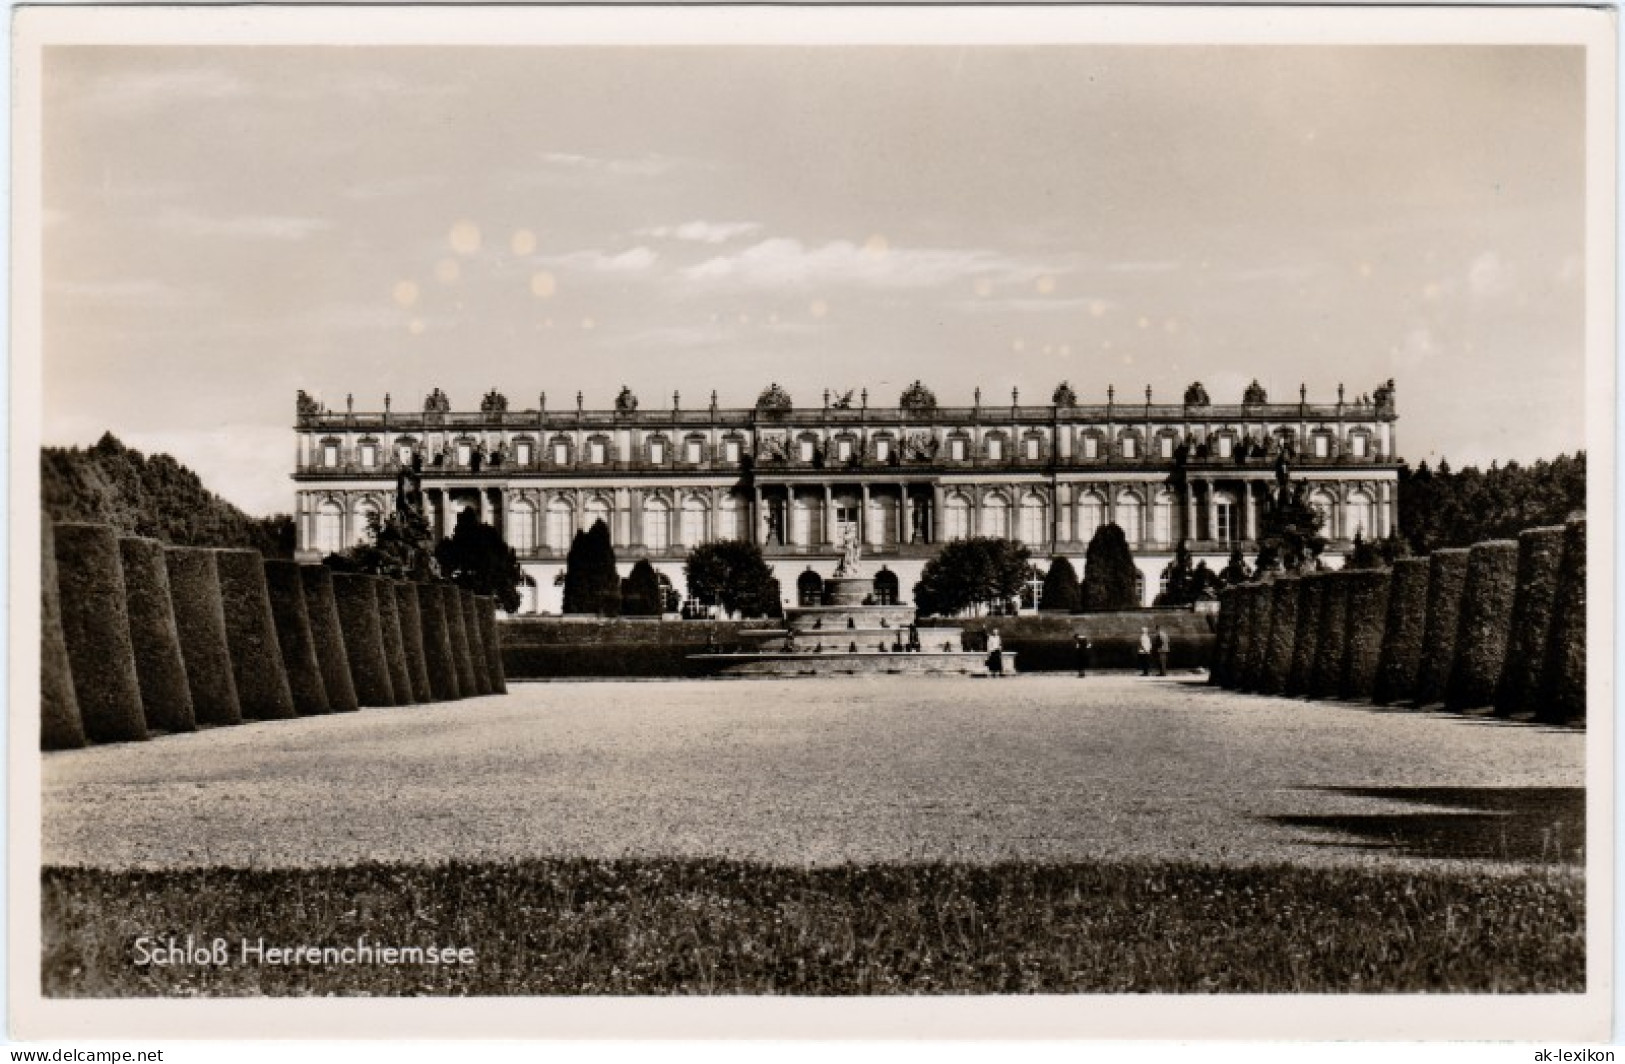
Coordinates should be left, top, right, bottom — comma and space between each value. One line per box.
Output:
41, 433, 295, 558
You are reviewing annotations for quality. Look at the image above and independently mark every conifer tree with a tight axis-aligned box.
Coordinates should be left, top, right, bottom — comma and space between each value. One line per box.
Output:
562, 519, 620, 616
620, 558, 664, 616
1080, 524, 1139, 610
1038, 555, 1081, 612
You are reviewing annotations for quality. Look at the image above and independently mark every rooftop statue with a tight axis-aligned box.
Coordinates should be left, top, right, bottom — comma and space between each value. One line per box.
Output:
1242, 379, 1268, 405
296, 390, 321, 418
424, 388, 452, 414
479, 389, 509, 414
1052, 381, 1078, 408
756, 382, 793, 412
898, 380, 937, 412
1184, 381, 1211, 406
614, 386, 638, 413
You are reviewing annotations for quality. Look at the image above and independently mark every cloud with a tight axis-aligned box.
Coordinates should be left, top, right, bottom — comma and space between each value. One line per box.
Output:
539, 152, 683, 177
683, 238, 1051, 291
540, 246, 659, 273
154, 208, 333, 241
637, 221, 762, 244
1467, 251, 1513, 298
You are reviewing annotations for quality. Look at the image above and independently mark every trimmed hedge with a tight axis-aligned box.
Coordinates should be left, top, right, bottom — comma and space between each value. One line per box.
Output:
1259, 577, 1302, 695
1286, 574, 1326, 698
1241, 583, 1276, 692
330, 573, 396, 707
164, 547, 243, 726
117, 537, 196, 733
1226, 585, 1259, 690
1371, 558, 1431, 706
460, 590, 494, 697
372, 577, 416, 706
1308, 572, 1352, 700
215, 549, 297, 721
1494, 526, 1568, 717
299, 565, 359, 714
263, 560, 331, 716
1412, 549, 1471, 708
1540, 518, 1587, 723
477, 596, 508, 694
1339, 569, 1391, 702
1444, 541, 1520, 712
1209, 588, 1238, 686
394, 583, 434, 704
40, 518, 87, 750
443, 585, 479, 697
417, 583, 461, 701
53, 523, 148, 743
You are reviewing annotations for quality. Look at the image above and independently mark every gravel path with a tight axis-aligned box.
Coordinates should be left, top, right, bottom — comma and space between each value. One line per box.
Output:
42, 675, 1586, 870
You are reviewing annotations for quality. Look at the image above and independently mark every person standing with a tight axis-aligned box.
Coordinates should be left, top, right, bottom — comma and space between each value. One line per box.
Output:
1154, 626, 1171, 676
987, 628, 1004, 678
1074, 631, 1093, 678
1138, 626, 1153, 676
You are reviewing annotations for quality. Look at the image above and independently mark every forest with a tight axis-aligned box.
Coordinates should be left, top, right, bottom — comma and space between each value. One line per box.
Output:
41, 433, 295, 558
1395, 452, 1586, 554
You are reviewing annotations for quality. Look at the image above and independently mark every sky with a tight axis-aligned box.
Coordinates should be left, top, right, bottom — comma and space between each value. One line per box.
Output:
39, 44, 1587, 516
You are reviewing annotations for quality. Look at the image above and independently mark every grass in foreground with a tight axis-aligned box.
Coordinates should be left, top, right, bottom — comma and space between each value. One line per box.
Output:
43, 858, 1582, 995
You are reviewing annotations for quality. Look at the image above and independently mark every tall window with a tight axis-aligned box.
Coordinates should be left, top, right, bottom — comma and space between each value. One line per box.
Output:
1024, 436, 1041, 461
397, 441, 416, 466
1116, 493, 1144, 545
717, 495, 745, 541
515, 441, 533, 466
648, 439, 666, 464
875, 438, 891, 462
1159, 435, 1175, 459
836, 438, 853, 462
986, 436, 1004, 460
1349, 434, 1369, 458
980, 493, 1010, 538
867, 496, 897, 546
681, 498, 707, 546
553, 441, 570, 466
1151, 490, 1176, 546
585, 497, 613, 540
1214, 491, 1238, 543
642, 498, 670, 551
1216, 436, 1233, 459
1077, 492, 1105, 544
456, 442, 472, 467
1313, 434, 1331, 458
943, 494, 972, 541
1310, 489, 1337, 537
1120, 434, 1139, 459
1018, 493, 1047, 545
354, 501, 381, 543
1346, 491, 1376, 540
507, 499, 536, 553
949, 438, 968, 461
546, 500, 574, 549
315, 500, 344, 554
321, 441, 339, 468
588, 440, 607, 465
799, 438, 816, 462
686, 439, 704, 464
359, 443, 378, 468
723, 439, 741, 463
1082, 436, 1100, 460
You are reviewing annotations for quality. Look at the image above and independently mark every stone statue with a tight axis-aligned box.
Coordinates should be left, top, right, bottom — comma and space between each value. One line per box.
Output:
833, 523, 862, 577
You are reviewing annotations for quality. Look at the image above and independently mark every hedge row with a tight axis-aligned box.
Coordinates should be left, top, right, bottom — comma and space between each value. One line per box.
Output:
41, 522, 508, 750
1209, 517, 1587, 723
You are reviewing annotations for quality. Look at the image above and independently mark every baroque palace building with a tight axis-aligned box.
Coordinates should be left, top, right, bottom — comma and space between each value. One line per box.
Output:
292, 378, 1400, 614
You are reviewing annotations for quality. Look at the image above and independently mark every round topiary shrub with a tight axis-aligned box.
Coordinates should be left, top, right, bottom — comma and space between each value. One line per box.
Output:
214, 549, 297, 721
1286, 573, 1326, 698
298, 565, 358, 713
118, 536, 196, 733
1444, 540, 1519, 712
1412, 548, 1471, 708
1260, 576, 1303, 695
477, 595, 508, 695
1339, 568, 1391, 702
40, 518, 87, 750
372, 577, 416, 706
1494, 525, 1568, 718
1308, 571, 1352, 700
1371, 557, 1430, 706
53, 523, 147, 743
443, 586, 480, 697
1539, 518, 1586, 724
262, 560, 331, 716
393, 582, 434, 703
330, 573, 396, 707
164, 547, 243, 726
416, 583, 461, 701
459, 589, 493, 696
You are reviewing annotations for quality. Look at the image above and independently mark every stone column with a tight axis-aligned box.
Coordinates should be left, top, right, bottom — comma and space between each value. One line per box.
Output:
753, 485, 764, 545
478, 486, 491, 527
824, 483, 835, 547
1242, 480, 1256, 543
1106, 481, 1118, 526
931, 483, 945, 543
1184, 484, 1197, 545
900, 483, 913, 546
860, 483, 871, 545
1205, 480, 1218, 544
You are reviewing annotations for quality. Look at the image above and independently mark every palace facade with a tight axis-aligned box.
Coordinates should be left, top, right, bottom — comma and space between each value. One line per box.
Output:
291, 379, 1401, 613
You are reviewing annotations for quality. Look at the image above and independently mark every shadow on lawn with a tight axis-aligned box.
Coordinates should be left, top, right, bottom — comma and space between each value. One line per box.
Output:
1271, 786, 1584, 865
